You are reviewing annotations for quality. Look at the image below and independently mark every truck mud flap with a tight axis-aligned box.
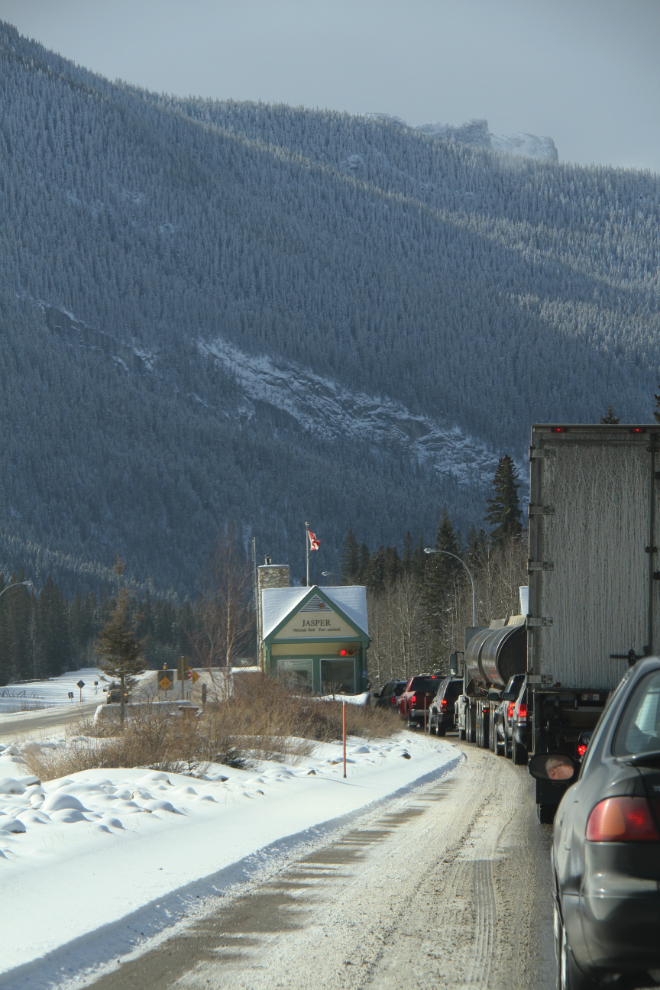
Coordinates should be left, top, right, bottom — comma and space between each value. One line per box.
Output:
535, 777, 569, 806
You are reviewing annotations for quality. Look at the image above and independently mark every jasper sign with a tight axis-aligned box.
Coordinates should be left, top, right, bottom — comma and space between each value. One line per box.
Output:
274, 608, 356, 639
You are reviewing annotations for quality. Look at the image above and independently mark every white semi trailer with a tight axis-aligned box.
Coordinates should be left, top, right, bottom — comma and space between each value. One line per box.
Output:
459, 423, 660, 822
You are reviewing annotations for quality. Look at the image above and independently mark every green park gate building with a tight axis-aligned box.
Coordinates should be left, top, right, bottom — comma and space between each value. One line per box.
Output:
260, 584, 370, 695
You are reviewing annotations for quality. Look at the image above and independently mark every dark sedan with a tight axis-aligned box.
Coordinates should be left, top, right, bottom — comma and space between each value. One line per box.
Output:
372, 679, 407, 710
530, 658, 660, 989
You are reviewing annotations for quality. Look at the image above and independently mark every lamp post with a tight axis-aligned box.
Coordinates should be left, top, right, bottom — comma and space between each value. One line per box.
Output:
321, 571, 356, 586
424, 549, 476, 627
0, 580, 32, 602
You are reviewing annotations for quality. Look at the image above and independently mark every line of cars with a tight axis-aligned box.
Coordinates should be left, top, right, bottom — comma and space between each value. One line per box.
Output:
372, 674, 448, 729
373, 672, 533, 758
377, 665, 660, 988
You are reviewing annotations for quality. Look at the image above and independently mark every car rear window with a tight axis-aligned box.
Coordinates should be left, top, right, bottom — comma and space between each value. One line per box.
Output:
411, 677, 440, 692
445, 681, 462, 700
394, 682, 406, 695
613, 670, 660, 757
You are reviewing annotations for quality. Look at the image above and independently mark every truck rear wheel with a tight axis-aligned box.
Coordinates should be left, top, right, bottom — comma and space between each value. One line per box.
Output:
458, 726, 466, 741
537, 803, 556, 825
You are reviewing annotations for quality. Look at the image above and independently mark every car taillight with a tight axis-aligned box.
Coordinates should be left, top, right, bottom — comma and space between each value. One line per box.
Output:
517, 703, 527, 720
586, 797, 660, 842
507, 702, 515, 720
390, 696, 396, 705
440, 699, 447, 711
577, 743, 588, 758
410, 695, 417, 705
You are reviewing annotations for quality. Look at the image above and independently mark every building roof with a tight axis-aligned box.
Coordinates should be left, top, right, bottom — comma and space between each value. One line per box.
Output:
261, 585, 369, 640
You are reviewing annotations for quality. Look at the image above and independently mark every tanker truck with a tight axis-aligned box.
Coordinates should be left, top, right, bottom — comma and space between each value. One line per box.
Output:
457, 423, 660, 822
454, 611, 527, 754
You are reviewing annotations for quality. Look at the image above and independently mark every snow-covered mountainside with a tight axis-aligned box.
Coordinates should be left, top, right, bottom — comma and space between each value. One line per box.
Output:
415, 118, 558, 161
200, 339, 510, 488
1, 20, 658, 592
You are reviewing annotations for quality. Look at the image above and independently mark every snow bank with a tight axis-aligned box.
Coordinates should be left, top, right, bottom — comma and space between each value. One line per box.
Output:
0, 732, 459, 983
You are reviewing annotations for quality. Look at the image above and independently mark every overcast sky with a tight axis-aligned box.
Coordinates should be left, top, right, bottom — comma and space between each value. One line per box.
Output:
1, 0, 659, 172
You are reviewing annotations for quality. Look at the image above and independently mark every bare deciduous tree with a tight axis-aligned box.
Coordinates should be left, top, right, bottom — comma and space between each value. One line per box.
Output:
365, 534, 528, 687
189, 527, 255, 701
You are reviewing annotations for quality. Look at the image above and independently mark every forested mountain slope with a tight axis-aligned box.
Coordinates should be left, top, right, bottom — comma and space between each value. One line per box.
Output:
0, 22, 658, 594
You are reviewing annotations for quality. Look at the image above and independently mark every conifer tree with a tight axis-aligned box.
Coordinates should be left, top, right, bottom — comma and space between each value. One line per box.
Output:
654, 389, 660, 425
97, 588, 145, 724
357, 543, 370, 585
402, 531, 413, 574
485, 456, 522, 546
35, 576, 70, 678
367, 547, 386, 594
423, 509, 462, 645
384, 544, 402, 587
0, 575, 9, 685
465, 525, 488, 571
601, 404, 620, 424
411, 533, 427, 582
9, 576, 33, 681
340, 528, 359, 584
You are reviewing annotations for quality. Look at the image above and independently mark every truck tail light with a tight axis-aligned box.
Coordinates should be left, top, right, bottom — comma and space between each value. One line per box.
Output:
586, 797, 660, 842
410, 694, 417, 705
440, 699, 447, 711
517, 703, 527, 721
507, 702, 515, 720
390, 696, 396, 705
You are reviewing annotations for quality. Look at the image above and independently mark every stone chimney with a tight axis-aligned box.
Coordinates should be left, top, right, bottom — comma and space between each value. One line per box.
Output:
257, 561, 290, 660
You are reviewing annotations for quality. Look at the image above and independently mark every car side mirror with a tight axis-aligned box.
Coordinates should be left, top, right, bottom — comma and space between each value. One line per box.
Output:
528, 753, 577, 783
372, 691, 380, 699
487, 690, 500, 701
501, 692, 516, 701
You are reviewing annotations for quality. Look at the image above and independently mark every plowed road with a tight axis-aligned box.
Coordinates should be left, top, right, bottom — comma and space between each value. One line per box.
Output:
0, 703, 99, 740
83, 741, 555, 990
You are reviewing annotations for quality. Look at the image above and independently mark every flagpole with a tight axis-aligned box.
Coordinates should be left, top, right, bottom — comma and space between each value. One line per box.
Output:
305, 521, 310, 587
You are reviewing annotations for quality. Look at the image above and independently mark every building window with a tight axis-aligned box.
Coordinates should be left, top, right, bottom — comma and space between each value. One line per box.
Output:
320, 658, 356, 696
277, 659, 313, 693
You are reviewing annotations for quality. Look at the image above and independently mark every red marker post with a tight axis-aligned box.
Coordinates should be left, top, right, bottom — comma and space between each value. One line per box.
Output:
343, 701, 347, 778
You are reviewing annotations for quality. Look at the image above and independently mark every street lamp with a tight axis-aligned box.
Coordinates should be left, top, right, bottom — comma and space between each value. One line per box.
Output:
0, 580, 32, 602
424, 549, 476, 627
321, 571, 356, 586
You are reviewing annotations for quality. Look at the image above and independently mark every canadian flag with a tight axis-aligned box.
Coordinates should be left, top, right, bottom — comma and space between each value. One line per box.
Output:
308, 530, 321, 551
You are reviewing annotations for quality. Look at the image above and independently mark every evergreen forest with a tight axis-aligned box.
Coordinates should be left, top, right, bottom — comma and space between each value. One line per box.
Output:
0, 22, 659, 595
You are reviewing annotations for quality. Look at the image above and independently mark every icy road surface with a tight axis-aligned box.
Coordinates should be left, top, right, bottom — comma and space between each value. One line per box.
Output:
44, 742, 555, 990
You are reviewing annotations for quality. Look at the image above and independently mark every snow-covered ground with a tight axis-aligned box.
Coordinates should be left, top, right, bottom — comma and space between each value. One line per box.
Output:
0, 731, 459, 985
0, 668, 106, 714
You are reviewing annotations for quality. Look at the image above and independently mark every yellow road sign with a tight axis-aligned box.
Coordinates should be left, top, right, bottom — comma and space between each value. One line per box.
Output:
190, 669, 199, 684
159, 675, 172, 691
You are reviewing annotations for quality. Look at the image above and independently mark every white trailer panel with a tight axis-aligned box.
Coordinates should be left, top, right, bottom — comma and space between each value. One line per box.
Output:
528, 426, 660, 691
